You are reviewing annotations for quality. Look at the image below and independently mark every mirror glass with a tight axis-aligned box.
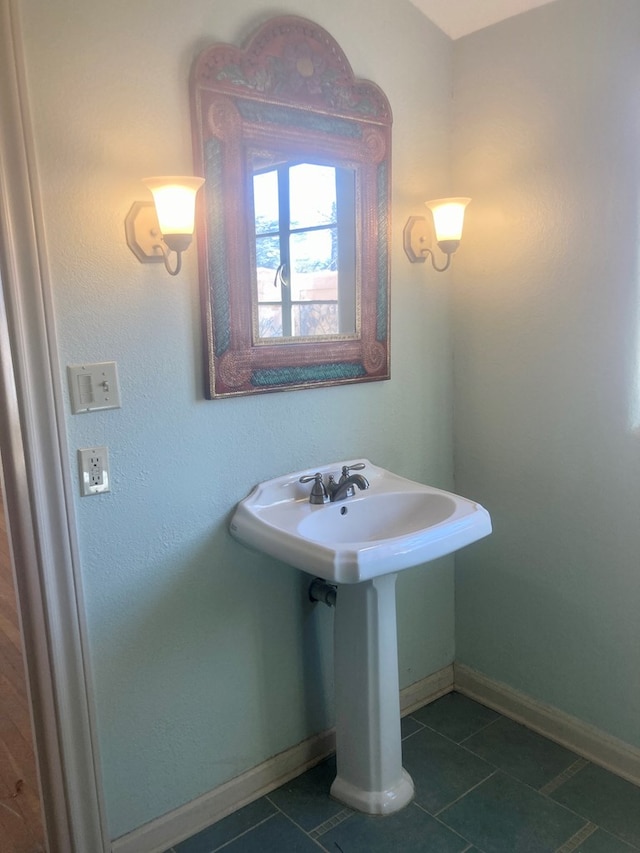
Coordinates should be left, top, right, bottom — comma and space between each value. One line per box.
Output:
190, 16, 392, 398
252, 160, 356, 341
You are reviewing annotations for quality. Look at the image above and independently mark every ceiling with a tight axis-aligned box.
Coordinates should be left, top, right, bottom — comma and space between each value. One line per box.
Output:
409, 0, 558, 40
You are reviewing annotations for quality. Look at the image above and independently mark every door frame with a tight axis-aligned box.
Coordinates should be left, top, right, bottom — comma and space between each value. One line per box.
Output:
0, 1, 108, 850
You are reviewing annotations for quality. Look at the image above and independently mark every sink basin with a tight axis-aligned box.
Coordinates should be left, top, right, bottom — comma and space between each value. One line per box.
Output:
230, 460, 491, 584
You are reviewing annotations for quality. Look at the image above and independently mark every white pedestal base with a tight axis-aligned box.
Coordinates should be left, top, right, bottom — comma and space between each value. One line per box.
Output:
330, 768, 414, 815
330, 573, 415, 814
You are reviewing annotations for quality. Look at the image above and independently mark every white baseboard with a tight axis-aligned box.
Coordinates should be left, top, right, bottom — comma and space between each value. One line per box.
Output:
454, 663, 640, 787
111, 728, 337, 853
400, 664, 454, 715
111, 665, 454, 853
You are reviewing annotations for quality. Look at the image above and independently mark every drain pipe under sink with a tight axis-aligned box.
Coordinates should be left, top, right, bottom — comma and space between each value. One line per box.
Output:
309, 577, 337, 608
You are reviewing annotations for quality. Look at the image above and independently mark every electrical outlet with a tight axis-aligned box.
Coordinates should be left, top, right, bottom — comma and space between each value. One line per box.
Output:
78, 447, 110, 496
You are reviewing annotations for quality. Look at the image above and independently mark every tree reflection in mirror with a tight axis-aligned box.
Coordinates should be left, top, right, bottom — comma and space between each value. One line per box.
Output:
252, 162, 357, 340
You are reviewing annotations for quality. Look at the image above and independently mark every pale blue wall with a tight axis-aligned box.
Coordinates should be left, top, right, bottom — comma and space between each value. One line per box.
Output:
19, 0, 640, 840
19, 0, 456, 838
453, 0, 640, 747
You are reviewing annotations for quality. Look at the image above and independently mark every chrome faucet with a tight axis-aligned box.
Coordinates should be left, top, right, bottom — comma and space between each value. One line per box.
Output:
329, 472, 369, 502
299, 463, 369, 504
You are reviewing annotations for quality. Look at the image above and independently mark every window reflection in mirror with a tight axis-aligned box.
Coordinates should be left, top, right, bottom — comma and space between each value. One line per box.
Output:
252, 161, 357, 341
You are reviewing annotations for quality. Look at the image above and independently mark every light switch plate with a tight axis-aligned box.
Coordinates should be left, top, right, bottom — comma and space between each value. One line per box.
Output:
68, 362, 121, 413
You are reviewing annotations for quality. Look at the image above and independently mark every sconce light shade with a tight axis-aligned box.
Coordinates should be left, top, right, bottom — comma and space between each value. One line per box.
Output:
142, 176, 204, 251
425, 197, 470, 250
125, 175, 205, 276
403, 196, 471, 272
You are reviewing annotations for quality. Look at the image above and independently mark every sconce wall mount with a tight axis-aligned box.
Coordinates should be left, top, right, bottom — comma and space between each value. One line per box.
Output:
125, 200, 164, 263
403, 215, 432, 263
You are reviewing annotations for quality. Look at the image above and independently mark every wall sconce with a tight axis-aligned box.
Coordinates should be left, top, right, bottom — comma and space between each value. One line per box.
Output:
125, 176, 205, 276
403, 197, 470, 272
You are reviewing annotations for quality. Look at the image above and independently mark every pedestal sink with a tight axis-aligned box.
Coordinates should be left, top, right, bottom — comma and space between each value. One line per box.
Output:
230, 460, 491, 815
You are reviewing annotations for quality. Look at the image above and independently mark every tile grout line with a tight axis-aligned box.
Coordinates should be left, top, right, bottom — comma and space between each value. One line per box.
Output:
211, 812, 279, 852
421, 768, 499, 818
264, 797, 333, 850
308, 808, 353, 839
539, 758, 589, 797
428, 808, 483, 852
417, 713, 502, 751
400, 716, 426, 742
458, 714, 502, 747
555, 821, 598, 853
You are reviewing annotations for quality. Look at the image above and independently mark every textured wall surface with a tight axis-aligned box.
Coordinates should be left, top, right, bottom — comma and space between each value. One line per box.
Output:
18, 0, 456, 838
453, 0, 640, 747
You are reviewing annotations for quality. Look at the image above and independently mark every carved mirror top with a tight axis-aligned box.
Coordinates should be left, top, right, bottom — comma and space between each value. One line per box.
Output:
192, 16, 392, 124
191, 17, 392, 398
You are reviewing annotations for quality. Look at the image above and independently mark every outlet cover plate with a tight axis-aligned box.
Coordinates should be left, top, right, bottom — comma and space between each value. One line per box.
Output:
78, 447, 110, 496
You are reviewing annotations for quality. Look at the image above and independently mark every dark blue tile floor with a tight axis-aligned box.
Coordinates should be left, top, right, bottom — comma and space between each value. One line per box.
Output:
165, 692, 640, 852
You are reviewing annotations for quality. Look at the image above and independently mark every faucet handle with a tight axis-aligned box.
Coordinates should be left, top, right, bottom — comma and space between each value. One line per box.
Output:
299, 472, 329, 504
339, 462, 365, 483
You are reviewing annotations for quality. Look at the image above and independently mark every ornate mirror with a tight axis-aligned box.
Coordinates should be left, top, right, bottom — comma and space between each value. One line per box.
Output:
190, 16, 392, 398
